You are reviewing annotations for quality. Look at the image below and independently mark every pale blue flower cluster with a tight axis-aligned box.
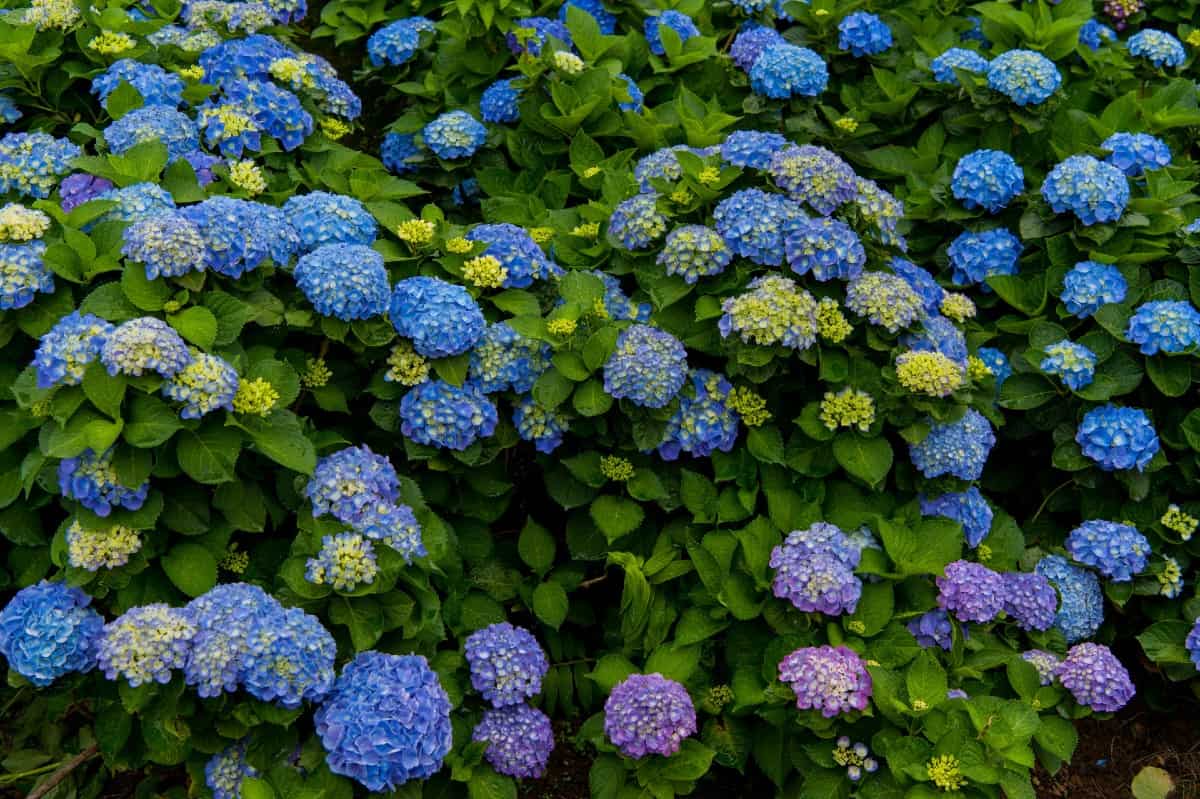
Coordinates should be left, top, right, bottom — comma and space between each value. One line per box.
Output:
181, 196, 299, 277
424, 110, 487, 160
513, 396, 568, 453
162, 352, 240, 419
785, 217, 865, 281
97, 603, 197, 686
947, 228, 1021, 287
720, 130, 788, 170
101, 316, 193, 377
1127, 29, 1186, 69
0, 132, 81, 198
838, 11, 892, 57
609, 193, 667, 251
305, 532, 379, 591
1075, 404, 1159, 472
466, 222, 563, 287
713, 188, 804, 266
367, 16, 436, 66
749, 44, 829, 99
1061, 261, 1126, 318
769, 144, 857, 215
390, 276, 486, 357
399, 379, 498, 450
184, 583, 277, 698
104, 106, 199, 161
602, 324, 688, 408
604, 673, 697, 756
1041, 340, 1097, 390
94, 182, 176, 226
1126, 301, 1200, 354
58, 448, 150, 517
1102, 132, 1171, 176
92, 59, 185, 107
121, 211, 207, 280
1036, 554, 1104, 643
1079, 19, 1116, 51
909, 409, 995, 480
239, 603, 337, 707
920, 487, 993, 548
0, 241, 52, 309
657, 370, 739, 460
778, 645, 871, 718
284, 191, 376, 251
1041, 155, 1128, 225
976, 347, 1011, 389
0, 581, 103, 687
769, 522, 862, 616
33, 312, 114, 388
644, 10, 699, 55
1066, 520, 1150, 582
469, 322, 551, 393
295, 244, 390, 321
465, 622, 549, 706
951, 149, 1024, 213
205, 744, 259, 799
657, 224, 731, 283
930, 48, 988, 84
986, 49, 1061, 106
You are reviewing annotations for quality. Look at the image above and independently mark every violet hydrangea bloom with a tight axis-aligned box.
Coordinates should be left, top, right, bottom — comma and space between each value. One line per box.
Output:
778, 645, 872, 718
908, 610, 954, 651
769, 522, 862, 616
1065, 520, 1150, 582
465, 622, 549, 707
1002, 572, 1058, 631
1186, 618, 1200, 671
937, 560, 1005, 623
1022, 650, 1061, 686
472, 704, 555, 778
604, 673, 697, 758
920, 488, 993, 548
1054, 643, 1135, 712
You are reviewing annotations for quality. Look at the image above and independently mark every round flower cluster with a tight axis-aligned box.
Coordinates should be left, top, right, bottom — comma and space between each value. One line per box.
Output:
284, 191, 377, 251
769, 522, 862, 616
162, 353, 240, 419
1102, 132, 1171, 176
33, 311, 113, 388
986, 49, 1061, 106
315, 651, 453, 791
656, 224, 731, 284
930, 47, 988, 84
947, 228, 1021, 286
469, 322, 551, 393
389, 276, 485, 357
1079, 19, 1117, 50
720, 130, 787, 170
66, 521, 142, 571
381, 133, 421, 174
838, 12, 892, 56
832, 737, 879, 782
424, 111, 487, 160
239, 604, 337, 707
1061, 261, 1127, 318
975, 347, 1011, 388
472, 705, 555, 778
0, 581, 103, 686
910, 409, 995, 480
644, 11, 699, 56
59, 174, 113, 212
465, 622, 549, 707
951, 149, 1024, 213
769, 145, 857, 215
891, 258, 944, 312
465, 222, 562, 288
97, 603, 196, 686
749, 44, 829, 99
937, 560, 1005, 623
0, 240, 52, 310
92, 59, 185, 107
513, 396, 568, 453
920, 487, 993, 548
1066, 520, 1150, 582
367, 16, 435, 66
657, 370, 739, 460
1075, 404, 1159, 472
1040, 340, 1097, 391
1127, 29, 1186, 69
205, 744, 259, 799
481, 78, 521, 124
785, 217, 865, 281
104, 106, 199, 161
0, 132, 81, 198
1041, 155, 1129, 226
609, 194, 667, 251
398, 379, 498, 450
730, 25, 784, 72
307, 445, 400, 524
908, 610, 954, 650
100, 316, 192, 378
0, 203, 50, 241
603, 324, 688, 408
306, 532, 379, 591
58, 448, 150, 517
1002, 572, 1058, 632
121, 211, 206, 280
180, 196, 299, 277
1126, 301, 1200, 355
778, 645, 872, 718
603, 673, 697, 758
1022, 650, 1061, 685
713, 189, 803, 266
820, 387, 875, 431
1036, 555, 1104, 643
1054, 643, 1135, 712
895, 350, 964, 397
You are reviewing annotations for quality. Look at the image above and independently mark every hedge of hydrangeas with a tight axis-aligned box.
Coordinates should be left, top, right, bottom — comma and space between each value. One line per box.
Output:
3, 0, 1200, 797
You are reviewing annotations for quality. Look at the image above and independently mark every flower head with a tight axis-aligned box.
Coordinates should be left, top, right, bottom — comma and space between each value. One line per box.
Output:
951, 149, 1024, 213
97, 604, 196, 686
1066, 520, 1149, 582
820, 388, 875, 432
507, 17, 572, 56
294, 244, 390, 321
469, 322, 551, 393
927, 754, 966, 792
657, 225, 731, 284
769, 145, 857, 216
162, 353, 239, 419
1036, 555, 1104, 643
713, 188, 805, 266
604, 673, 697, 757
473, 704, 555, 778
240, 605, 336, 707
1041, 340, 1097, 390
947, 228, 1021, 286
1061, 261, 1126, 318
66, 521, 141, 571
284, 191, 376, 251
423, 111, 487, 160
1055, 643, 1135, 712
1102, 132, 1171, 177
896, 350, 964, 397
232, 377, 279, 415
730, 25, 785, 72
986, 49, 1061, 106
399, 379, 498, 450
770, 523, 862, 616
931, 48, 988, 84
603, 324, 688, 408
59, 448, 150, 517
609, 194, 667, 251
465, 222, 561, 288
720, 130, 788, 170
908, 610, 954, 650
1126, 301, 1200, 355
838, 12, 892, 57
910, 409, 995, 480
389, 276, 486, 357
846, 272, 924, 332
644, 10, 699, 56
306, 532, 379, 591
558, 0, 615, 33
778, 645, 872, 717
465, 622, 548, 707
937, 560, 1005, 623
367, 17, 435, 66
385, 341, 429, 385
33, 311, 113, 388
657, 370, 739, 460
750, 44, 829, 98
1127, 29, 1186, 68
1076, 404, 1159, 472
0, 204, 50, 242
381, 132, 422, 174
513, 397, 569, 454
0, 132, 81, 198
1041, 155, 1128, 226
1003, 572, 1058, 631
785, 217, 865, 281
0, 581, 103, 686
206, 744, 259, 799
481, 78, 521, 124
0, 241, 52, 310
921, 488, 993, 548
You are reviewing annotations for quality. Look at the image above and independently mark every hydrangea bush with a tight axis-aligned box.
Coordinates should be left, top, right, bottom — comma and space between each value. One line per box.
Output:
2, 0, 1200, 797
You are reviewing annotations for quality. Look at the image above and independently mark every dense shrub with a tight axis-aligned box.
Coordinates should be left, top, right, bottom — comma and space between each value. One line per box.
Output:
2, 0, 1200, 797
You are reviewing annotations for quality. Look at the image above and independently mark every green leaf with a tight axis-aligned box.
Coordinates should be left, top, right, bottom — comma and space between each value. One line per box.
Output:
878, 518, 962, 577
906, 650, 948, 711
161, 542, 218, 597
467, 772, 516, 799
1034, 715, 1078, 762
532, 581, 569, 629
240, 778, 276, 799
176, 424, 241, 484
121, 264, 172, 311
82, 363, 126, 419
589, 495, 644, 542
746, 426, 785, 464
329, 596, 384, 651
999, 374, 1057, 410
124, 394, 183, 447
587, 653, 638, 692
239, 410, 317, 475
1146, 356, 1192, 397
167, 307, 218, 349
1136, 620, 1193, 665
572, 378, 613, 416
518, 518, 556, 575
832, 434, 893, 488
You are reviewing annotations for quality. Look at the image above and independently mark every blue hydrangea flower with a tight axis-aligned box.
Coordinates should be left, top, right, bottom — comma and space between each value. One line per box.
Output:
853, 177, 907, 249
930, 48, 989, 84
714, 188, 805, 266
0, 132, 81, 198
1041, 340, 1097, 390
778, 646, 871, 718
92, 59, 185, 107
424, 111, 488, 160
634, 146, 694, 191
976, 347, 1011, 389
937, 560, 1005, 623
720, 130, 788, 170
1022, 650, 1061, 685
465, 622, 548, 706
399, 379, 498, 450
466, 222, 562, 287
315, 651, 452, 791
205, 744, 259, 799
719, 274, 818, 349
845, 272, 925, 333
283, 191, 376, 251
645, 10, 699, 56
240, 604, 335, 707
184, 583, 282, 698
59, 448, 149, 517
730, 24, 785, 72
986, 49, 1062, 106
730, 0, 769, 13
0, 241, 52, 310
59, 174, 114, 213
92, 182, 175, 226
910, 409, 995, 480
657, 370, 739, 460
367, 17, 435, 66
891, 257, 944, 313
604, 673, 697, 757
603, 324, 688, 408
1076, 404, 1159, 472
0, 94, 21, 124
768, 144, 857, 215
904, 314, 968, 367
616, 74, 644, 112
161, 353, 239, 419
224, 79, 314, 151
1079, 19, 1116, 51
594, 271, 651, 322
657, 224, 731, 284
1054, 643, 1135, 712
558, 0, 615, 33
104, 106, 199, 162
97, 604, 196, 686
481, 78, 521, 124
33, 312, 113, 389
307, 445, 399, 524
838, 11, 892, 57
381, 132, 423, 174
951, 149, 1024, 213
921, 488, 993, 548
1061, 261, 1127, 318
197, 101, 262, 157
389, 276, 485, 358
101, 317, 192, 378
1066, 520, 1150, 582
947, 228, 1021, 287
121, 211, 207, 280
1036, 555, 1103, 643
513, 396, 569, 454
1187, 618, 1200, 671
1102, 132, 1171, 176
469, 322, 551, 393
769, 522, 862, 616
180, 197, 299, 278
1003, 572, 1058, 632
473, 704, 555, 779
306, 532, 379, 591
1041, 155, 1128, 226
1127, 29, 1186, 68
507, 17, 572, 56
609, 193, 667, 251
908, 610, 954, 650
0, 581, 102, 687
785, 217, 865, 281
1126, 301, 1200, 355
749, 43, 828, 98
295, 244, 390, 321
358, 503, 424, 561
197, 35, 294, 85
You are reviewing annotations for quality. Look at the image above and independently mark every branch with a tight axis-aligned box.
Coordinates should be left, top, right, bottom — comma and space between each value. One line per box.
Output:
25, 744, 98, 799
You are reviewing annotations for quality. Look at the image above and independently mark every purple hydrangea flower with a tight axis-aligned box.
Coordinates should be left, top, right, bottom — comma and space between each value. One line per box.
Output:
473, 704, 555, 778
937, 560, 1004, 623
769, 522, 862, 616
604, 673, 697, 758
907, 610, 954, 651
1054, 643, 1135, 712
778, 645, 872, 718
465, 622, 549, 707
1002, 572, 1058, 631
